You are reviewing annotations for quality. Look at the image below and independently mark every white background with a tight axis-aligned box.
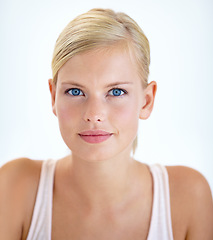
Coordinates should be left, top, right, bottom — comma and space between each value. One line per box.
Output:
0, 0, 212, 192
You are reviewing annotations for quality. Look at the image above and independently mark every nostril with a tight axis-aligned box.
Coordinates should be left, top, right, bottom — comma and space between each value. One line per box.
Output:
86, 118, 101, 122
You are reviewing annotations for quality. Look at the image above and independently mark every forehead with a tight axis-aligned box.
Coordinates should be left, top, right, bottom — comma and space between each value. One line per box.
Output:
57, 45, 141, 86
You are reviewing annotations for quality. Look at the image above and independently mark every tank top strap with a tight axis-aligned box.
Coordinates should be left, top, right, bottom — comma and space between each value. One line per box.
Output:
27, 161, 173, 239
147, 164, 174, 240
26, 159, 57, 240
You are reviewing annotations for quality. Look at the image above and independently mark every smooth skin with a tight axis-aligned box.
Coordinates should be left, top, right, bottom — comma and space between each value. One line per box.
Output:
0, 46, 213, 240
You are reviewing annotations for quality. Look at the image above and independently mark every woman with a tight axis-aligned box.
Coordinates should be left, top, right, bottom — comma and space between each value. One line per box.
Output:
0, 8, 212, 240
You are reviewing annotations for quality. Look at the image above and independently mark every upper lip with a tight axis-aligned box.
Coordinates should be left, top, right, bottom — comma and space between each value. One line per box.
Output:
78, 130, 112, 136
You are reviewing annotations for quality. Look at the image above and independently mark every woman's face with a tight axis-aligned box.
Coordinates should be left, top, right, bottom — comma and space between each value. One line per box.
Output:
49, 46, 154, 162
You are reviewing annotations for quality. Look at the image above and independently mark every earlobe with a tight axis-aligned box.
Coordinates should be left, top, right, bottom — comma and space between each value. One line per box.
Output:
48, 79, 57, 116
139, 81, 157, 120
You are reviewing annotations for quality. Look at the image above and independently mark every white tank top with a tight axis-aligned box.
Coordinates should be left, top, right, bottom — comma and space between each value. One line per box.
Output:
26, 159, 174, 240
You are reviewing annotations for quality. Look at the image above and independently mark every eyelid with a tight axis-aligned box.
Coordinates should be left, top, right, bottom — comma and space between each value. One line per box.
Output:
65, 88, 84, 96
108, 88, 127, 96
64, 87, 128, 97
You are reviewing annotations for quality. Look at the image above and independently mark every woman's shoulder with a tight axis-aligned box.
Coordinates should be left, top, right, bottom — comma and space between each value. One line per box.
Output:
0, 158, 43, 240
165, 165, 213, 239
0, 158, 43, 193
0, 157, 43, 177
165, 165, 211, 195
166, 165, 212, 205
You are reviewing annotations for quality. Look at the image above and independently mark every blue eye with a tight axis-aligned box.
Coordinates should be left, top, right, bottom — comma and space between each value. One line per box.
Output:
109, 88, 126, 96
66, 88, 83, 96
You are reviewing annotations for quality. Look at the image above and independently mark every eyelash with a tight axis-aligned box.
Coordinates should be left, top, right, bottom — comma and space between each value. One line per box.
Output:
65, 88, 84, 96
108, 88, 127, 96
65, 88, 128, 97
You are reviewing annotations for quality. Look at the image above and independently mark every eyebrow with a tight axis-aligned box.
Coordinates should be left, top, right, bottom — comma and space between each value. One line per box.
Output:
105, 81, 133, 87
61, 82, 84, 87
61, 81, 133, 88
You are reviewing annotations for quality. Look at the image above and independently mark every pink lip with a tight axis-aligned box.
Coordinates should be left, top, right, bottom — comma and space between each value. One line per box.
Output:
78, 130, 113, 144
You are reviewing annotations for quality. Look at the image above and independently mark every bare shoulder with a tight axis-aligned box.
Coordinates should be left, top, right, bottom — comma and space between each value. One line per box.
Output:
0, 158, 43, 193
166, 165, 212, 197
0, 158, 43, 240
0, 157, 42, 180
166, 165, 213, 240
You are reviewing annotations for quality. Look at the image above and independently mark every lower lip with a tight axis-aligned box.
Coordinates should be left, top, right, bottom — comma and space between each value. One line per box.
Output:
79, 134, 112, 144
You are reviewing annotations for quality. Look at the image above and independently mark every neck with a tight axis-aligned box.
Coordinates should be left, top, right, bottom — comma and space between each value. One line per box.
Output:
64, 151, 142, 211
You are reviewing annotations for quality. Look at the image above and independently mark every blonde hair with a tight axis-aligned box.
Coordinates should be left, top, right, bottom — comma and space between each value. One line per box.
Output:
51, 8, 151, 153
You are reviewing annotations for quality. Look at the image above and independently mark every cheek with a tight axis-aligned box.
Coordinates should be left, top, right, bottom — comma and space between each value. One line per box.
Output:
56, 100, 79, 124
111, 98, 141, 126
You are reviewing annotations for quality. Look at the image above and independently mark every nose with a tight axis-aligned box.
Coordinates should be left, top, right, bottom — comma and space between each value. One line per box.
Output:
83, 97, 106, 123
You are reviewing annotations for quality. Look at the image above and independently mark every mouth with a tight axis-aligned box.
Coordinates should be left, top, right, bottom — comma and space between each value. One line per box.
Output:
78, 130, 113, 144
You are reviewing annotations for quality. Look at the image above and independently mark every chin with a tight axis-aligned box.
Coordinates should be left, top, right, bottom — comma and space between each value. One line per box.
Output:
63, 135, 133, 162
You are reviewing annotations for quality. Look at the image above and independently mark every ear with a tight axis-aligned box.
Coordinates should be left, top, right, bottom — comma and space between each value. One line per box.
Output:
48, 78, 57, 116
139, 81, 157, 120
